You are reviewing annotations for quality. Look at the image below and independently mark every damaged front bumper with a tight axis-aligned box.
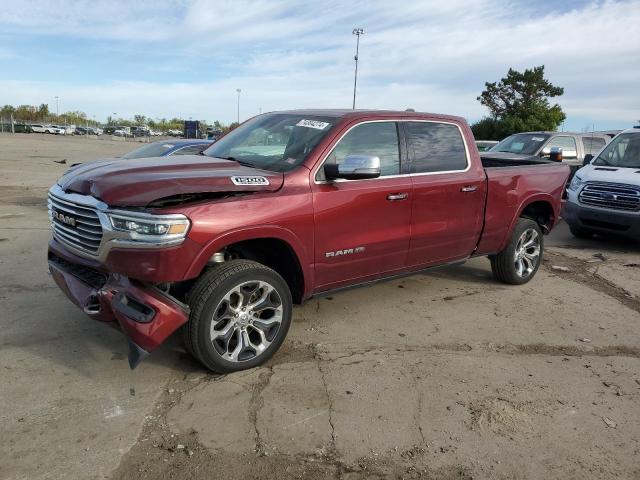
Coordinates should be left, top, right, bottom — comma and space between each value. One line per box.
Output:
48, 249, 189, 368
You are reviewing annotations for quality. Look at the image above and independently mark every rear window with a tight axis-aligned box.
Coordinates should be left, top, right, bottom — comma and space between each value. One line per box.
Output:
405, 122, 467, 173
582, 137, 606, 155
122, 142, 175, 159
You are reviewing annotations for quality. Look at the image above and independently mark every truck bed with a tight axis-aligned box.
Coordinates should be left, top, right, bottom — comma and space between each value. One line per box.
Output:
474, 161, 570, 256
480, 154, 553, 168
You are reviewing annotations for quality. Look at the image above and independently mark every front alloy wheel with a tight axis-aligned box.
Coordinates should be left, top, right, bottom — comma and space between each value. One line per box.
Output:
210, 281, 284, 362
184, 260, 292, 373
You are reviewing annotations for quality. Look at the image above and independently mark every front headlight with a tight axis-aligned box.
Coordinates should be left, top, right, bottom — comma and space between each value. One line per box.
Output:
568, 175, 584, 191
108, 212, 190, 244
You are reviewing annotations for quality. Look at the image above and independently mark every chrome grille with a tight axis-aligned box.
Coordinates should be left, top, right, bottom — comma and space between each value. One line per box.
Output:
47, 191, 103, 255
579, 182, 640, 212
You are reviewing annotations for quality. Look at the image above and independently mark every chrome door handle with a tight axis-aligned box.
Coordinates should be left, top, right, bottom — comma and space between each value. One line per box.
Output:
460, 185, 478, 193
387, 192, 408, 201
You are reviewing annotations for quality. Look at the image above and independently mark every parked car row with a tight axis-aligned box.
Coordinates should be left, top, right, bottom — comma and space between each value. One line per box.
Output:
102, 125, 168, 137
74, 126, 104, 136
31, 124, 71, 135
23, 123, 104, 136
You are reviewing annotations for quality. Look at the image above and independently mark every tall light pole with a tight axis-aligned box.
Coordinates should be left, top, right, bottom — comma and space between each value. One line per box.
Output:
352, 28, 364, 110
54, 96, 59, 118
236, 88, 241, 124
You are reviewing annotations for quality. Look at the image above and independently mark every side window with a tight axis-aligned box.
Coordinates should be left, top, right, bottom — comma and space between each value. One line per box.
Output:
321, 122, 400, 179
547, 136, 577, 154
405, 122, 467, 173
172, 145, 205, 156
581, 137, 606, 155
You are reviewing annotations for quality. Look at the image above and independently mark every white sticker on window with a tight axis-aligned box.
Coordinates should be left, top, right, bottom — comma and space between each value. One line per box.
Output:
531, 137, 544, 142
296, 119, 330, 130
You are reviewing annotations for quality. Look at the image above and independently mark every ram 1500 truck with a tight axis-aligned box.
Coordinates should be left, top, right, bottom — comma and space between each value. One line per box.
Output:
47, 110, 570, 372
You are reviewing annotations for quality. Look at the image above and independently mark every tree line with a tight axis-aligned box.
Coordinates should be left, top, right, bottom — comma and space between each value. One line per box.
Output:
0, 105, 238, 134
2, 65, 565, 139
471, 65, 566, 140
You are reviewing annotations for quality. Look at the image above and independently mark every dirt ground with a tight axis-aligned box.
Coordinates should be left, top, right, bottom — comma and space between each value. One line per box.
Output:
1, 133, 639, 480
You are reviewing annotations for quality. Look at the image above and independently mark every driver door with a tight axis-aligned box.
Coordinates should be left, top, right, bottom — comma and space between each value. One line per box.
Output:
311, 121, 412, 291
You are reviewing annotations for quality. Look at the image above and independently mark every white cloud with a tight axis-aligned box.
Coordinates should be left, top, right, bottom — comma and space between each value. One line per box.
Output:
1, 0, 638, 128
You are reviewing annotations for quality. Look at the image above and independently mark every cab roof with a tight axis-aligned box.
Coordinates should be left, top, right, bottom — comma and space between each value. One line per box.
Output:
270, 109, 467, 124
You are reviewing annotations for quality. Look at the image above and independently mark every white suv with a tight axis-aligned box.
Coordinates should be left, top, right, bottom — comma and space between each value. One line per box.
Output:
45, 125, 66, 135
564, 128, 640, 239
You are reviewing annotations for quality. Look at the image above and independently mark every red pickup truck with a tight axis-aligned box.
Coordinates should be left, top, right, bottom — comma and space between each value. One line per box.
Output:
47, 110, 569, 372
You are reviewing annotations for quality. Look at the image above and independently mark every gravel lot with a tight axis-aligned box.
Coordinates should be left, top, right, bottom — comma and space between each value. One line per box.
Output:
1, 133, 639, 480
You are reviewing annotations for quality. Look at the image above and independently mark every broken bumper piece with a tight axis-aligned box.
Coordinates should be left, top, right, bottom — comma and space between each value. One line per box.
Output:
48, 252, 189, 368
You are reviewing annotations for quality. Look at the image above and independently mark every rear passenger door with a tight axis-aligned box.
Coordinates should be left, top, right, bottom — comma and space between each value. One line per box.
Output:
403, 121, 486, 267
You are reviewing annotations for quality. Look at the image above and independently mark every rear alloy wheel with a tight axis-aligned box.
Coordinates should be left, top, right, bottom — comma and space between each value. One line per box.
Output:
491, 218, 543, 285
184, 260, 292, 373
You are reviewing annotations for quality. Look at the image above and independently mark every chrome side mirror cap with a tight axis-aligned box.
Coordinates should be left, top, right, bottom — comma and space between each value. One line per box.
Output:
324, 154, 381, 180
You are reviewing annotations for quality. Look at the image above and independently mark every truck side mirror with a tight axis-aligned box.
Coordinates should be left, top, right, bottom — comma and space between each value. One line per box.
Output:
583, 154, 593, 166
549, 147, 563, 162
324, 155, 381, 181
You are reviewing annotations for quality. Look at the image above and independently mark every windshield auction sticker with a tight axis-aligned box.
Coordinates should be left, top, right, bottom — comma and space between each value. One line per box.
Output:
296, 119, 330, 130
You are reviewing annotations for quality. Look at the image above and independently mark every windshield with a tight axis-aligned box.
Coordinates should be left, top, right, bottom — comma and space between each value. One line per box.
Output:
122, 142, 175, 159
593, 133, 640, 168
203, 113, 337, 172
492, 133, 550, 155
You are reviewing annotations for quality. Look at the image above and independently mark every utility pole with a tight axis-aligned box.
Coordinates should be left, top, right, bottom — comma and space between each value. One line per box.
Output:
236, 89, 241, 124
352, 28, 364, 109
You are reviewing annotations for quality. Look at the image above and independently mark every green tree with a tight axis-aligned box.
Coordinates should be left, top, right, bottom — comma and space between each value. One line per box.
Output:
471, 66, 566, 140
37, 104, 50, 118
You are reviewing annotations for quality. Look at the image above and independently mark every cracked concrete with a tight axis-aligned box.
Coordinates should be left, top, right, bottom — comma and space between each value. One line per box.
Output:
2, 135, 640, 479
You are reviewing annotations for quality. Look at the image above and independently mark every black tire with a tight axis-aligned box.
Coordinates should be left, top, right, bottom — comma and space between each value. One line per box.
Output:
490, 218, 544, 285
569, 226, 595, 239
184, 260, 292, 373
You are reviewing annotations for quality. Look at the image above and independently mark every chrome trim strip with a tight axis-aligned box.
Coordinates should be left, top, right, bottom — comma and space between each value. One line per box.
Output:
312, 118, 471, 184
578, 181, 640, 212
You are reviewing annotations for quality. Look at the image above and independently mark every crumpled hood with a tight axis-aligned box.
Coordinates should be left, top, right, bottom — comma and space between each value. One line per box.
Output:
579, 164, 640, 184
57, 155, 284, 207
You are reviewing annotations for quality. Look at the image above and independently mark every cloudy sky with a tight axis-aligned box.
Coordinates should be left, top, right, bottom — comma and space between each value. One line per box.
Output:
1, 0, 638, 130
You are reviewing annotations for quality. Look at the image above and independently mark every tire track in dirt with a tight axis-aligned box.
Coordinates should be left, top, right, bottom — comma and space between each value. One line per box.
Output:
543, 250, 640, 314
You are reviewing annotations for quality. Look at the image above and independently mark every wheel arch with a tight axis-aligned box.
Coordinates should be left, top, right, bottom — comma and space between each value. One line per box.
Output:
518, 199, 556, 233
184, 226, 312, 303
497, 194, 557, 253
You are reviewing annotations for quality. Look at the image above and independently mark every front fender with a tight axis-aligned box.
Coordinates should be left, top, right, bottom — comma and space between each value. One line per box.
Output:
183, 225, 314, 297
